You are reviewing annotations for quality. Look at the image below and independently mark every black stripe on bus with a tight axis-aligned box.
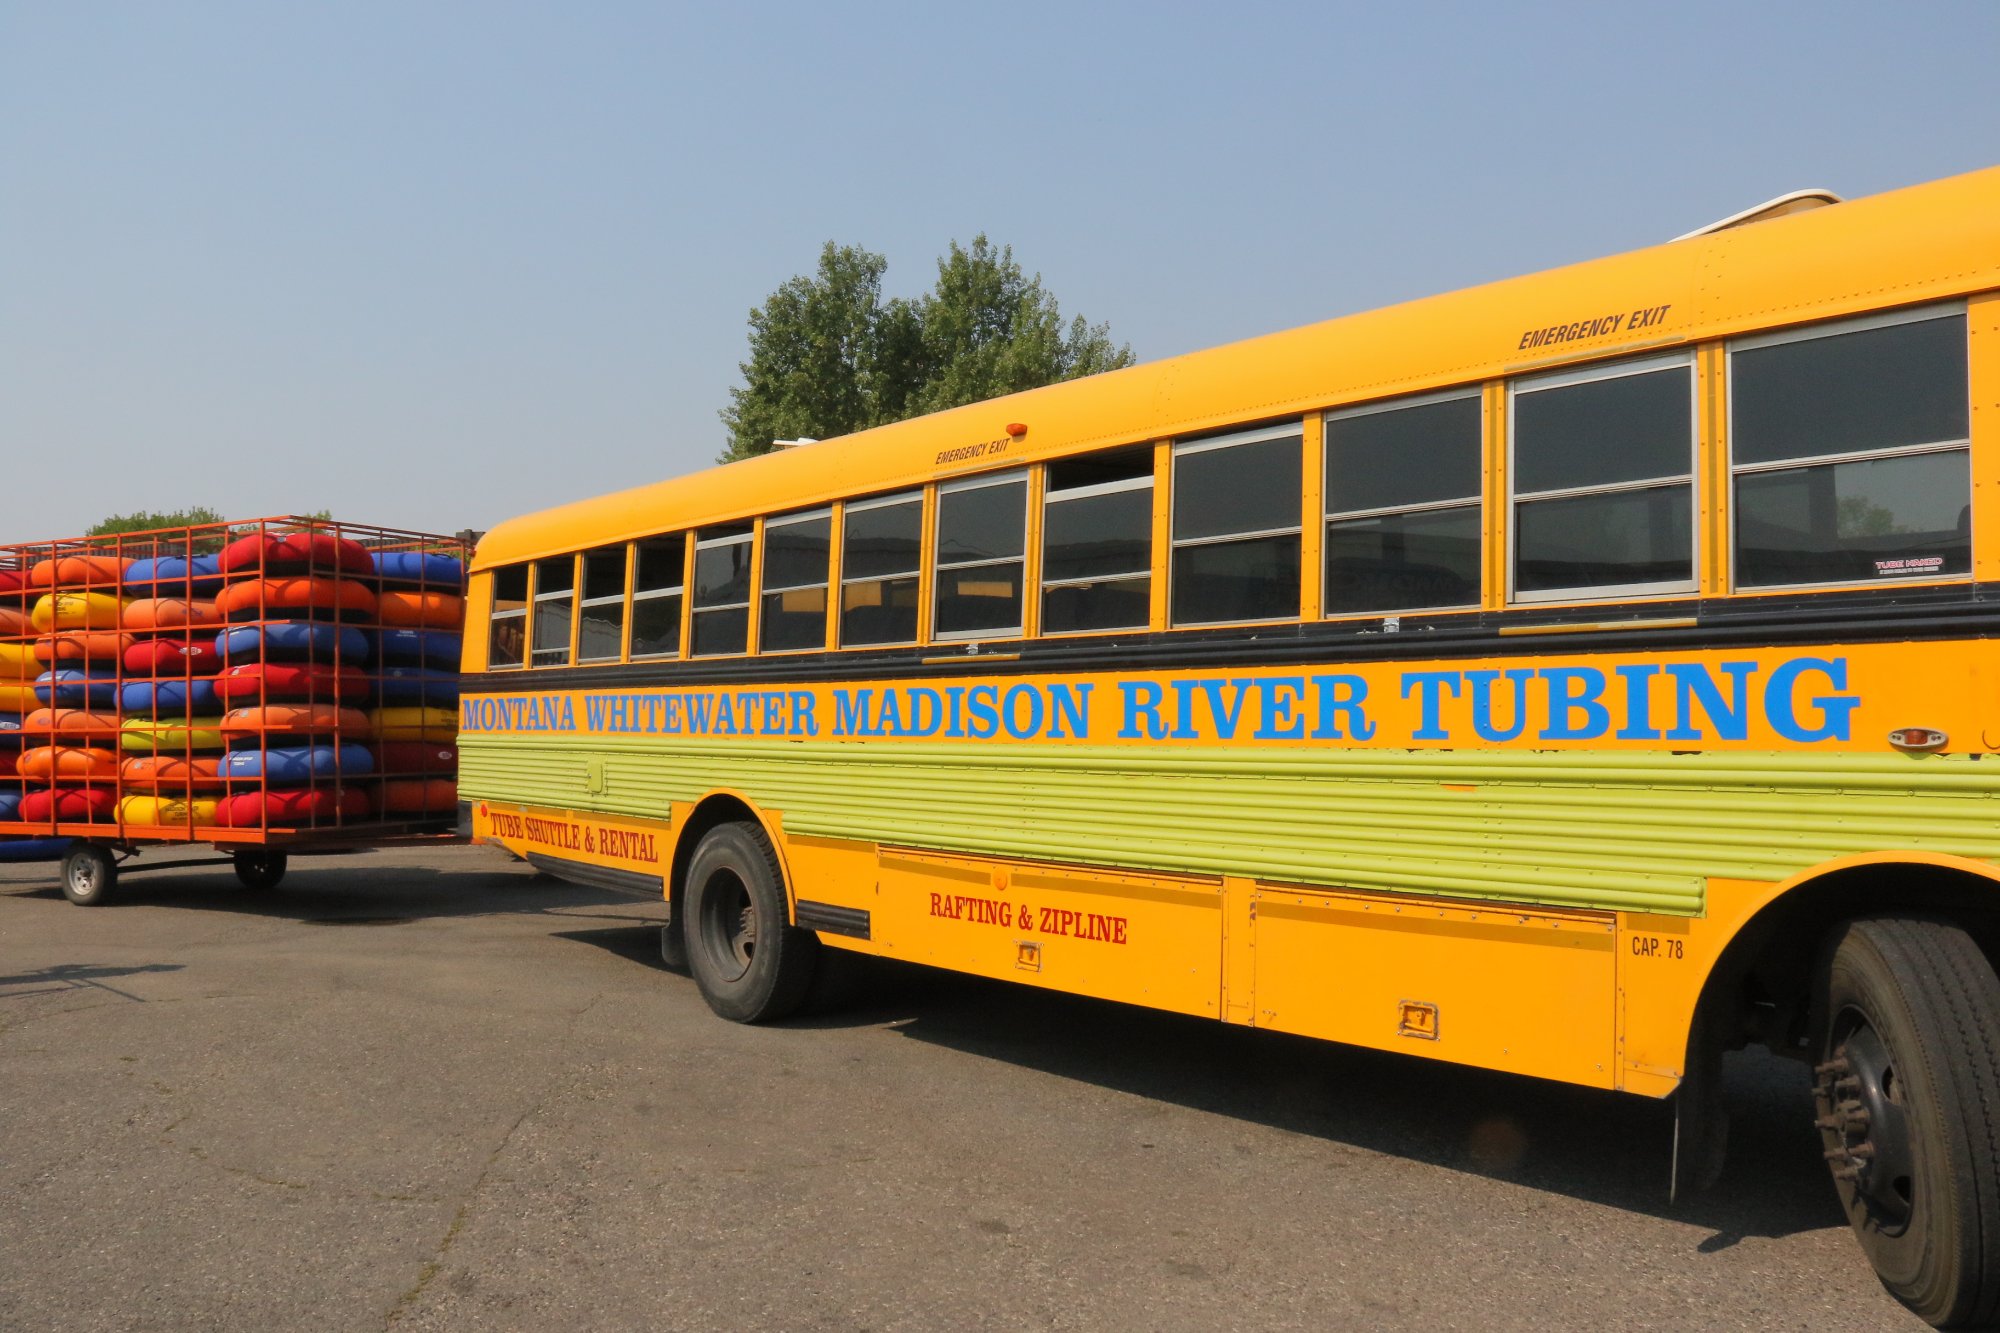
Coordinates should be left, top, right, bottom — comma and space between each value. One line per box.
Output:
462, 582, 2000, 693
524, 852, 665, 901
795, 900, 871, 939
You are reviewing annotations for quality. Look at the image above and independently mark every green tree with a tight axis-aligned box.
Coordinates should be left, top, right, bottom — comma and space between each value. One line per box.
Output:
718, 236, 1133, 462
87, 507, 227, 536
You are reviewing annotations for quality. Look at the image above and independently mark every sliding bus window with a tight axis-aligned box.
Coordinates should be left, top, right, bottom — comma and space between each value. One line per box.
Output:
488, 563, 529, 669
1511, 355, 1694, 600
529, 555, 575, 667
1325, 391, 1481, 614
691, 525, 752, 657
934, 471, 1028, 640
629, 534, 686, 658
577, 545, 628, 663
1730, 306, 1970, 588
1043, 448, 1152, 634
842, 490, 922, 646
1171, 423, 1303, 625
760, 508, 832, 652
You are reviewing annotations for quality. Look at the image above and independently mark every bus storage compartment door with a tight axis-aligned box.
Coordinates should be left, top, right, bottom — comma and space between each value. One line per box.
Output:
875, 848, 1225, 1019
1252, 887, 1617, 1089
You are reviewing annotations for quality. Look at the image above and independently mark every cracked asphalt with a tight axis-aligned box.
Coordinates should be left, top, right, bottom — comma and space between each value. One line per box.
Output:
0, 844, 1924, 1331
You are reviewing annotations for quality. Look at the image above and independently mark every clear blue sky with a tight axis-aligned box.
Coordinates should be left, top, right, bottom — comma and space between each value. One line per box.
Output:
2, 1, 1994, 543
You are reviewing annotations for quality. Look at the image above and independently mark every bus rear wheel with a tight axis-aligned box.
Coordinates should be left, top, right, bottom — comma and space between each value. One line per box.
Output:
1815, 916, 2000, 1328
683, 821, 817, 1024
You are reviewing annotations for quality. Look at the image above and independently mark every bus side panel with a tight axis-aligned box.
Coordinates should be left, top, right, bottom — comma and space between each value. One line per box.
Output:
871, 847, 1225, 1019
1251, 887, 1618, 1089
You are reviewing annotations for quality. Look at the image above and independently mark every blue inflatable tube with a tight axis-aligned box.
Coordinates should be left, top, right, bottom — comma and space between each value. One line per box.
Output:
215, 622, 372, 665
123, 553, 225, 597
0, 713, 22, 749
372, 551, 464, 588
376, 629, 461, 666
120, 678, 222, 714
36, 669, 118, 709
0, 837, 74, 861
220, 743, 374, 786
376, 668, 460, 707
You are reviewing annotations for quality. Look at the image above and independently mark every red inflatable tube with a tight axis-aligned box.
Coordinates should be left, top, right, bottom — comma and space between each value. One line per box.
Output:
376, 591, 465, 629
379, 778, 457, 815
21, 786, 117, 821
375, 741, 458, 775
0, 607, 30, 636
215, 787, 371, 827
28, 555, 128, 588
216, 662, 370, 703
218, 532, 374, 577
0, 569, 25, 596
215, 577, 378, 622
123, 638, 223, 677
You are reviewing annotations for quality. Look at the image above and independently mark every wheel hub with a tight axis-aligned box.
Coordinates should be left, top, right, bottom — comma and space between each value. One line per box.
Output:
1816, 1019, 1915, 1229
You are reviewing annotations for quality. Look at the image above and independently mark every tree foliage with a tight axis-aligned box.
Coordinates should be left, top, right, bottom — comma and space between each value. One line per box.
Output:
719, 236, 1133, 462
87, 507, 228, 536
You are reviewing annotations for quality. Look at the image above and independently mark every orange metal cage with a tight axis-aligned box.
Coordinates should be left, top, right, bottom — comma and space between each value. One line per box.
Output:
0, 516, 470, 849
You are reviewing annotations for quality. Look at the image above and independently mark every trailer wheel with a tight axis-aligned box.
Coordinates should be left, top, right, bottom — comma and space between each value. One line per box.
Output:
60, 843, 117, 907
1815, 916, 2000, 1328
234, 850, 288, 891
682, 821, 817, 1023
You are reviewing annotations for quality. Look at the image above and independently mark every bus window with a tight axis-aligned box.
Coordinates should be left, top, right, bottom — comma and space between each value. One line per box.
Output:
760, 508, 832, 652
529, 556, 575, 667
1170, 423, 1303, 625
691, 525, 753, 656
488, 563, 529, 668
1325, 391, 1481, 615
934, 471, 1027, 639
577, 545, 627, 663
1042, 448, 1152, 634
1511, 356, 1694, 600
841, 491, 922, 647
1731, 308, 1970, 588
629, 533, 686, 659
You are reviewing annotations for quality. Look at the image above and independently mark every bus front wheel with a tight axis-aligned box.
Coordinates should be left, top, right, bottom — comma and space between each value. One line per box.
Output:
682, 822, 817, 1024
1815, 916, 2000, 1328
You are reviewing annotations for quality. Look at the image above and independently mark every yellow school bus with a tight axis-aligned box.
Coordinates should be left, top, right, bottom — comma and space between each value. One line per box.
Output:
461, 165, 2000, 1326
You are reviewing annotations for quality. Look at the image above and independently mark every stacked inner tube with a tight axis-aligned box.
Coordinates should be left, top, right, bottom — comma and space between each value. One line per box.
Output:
0, 524, 466, 844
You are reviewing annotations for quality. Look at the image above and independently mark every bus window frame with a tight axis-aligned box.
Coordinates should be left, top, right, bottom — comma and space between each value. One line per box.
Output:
690, 526, 754, 658
1040, 452, 1155, 638
626, 532, 688, 661
1322, 386, 1484, 617
839, 488, 925, 650
528, 553, 579, 669
1725, 301, 1972, 594
759, 505, 834, 655
1168, 420, 1306, 629
576, 542, 630, 665
486, 563, 530, 671
1506, 351, 1699, 605
932, 468, 1030, 643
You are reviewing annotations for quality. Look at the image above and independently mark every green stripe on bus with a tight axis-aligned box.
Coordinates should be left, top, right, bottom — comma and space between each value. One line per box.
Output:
458, 739, 2000, 917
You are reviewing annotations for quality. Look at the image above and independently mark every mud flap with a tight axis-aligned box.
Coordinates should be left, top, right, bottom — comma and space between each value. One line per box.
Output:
1671, 1012, 1729, 1203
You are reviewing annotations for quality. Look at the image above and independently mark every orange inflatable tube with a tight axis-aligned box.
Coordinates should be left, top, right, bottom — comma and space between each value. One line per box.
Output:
118, 755, 225, 788
28, 554, 129, 587
379, 778, 457, 815
18, 745, 121, 782
215, 578, 378, 622
219, 704, 371, 736
20, 708, 122, 741
122, 598, 220, 632
377, 591, 465, 629
34, 631, 135, 664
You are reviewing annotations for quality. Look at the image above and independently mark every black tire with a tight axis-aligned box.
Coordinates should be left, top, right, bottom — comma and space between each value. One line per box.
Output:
60, 843, 117, 907
234, 850, 288, 891
1814, 916, 2000, 1328
682, 822, 817, 1023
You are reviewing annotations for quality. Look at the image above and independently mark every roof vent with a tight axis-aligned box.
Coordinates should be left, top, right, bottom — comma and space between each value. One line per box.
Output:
768, 437, 818, 451
1672, 188, 1843, 242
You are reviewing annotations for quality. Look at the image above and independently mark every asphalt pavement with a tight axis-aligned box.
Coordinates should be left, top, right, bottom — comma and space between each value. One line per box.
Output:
0, 843, 1924, 1331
